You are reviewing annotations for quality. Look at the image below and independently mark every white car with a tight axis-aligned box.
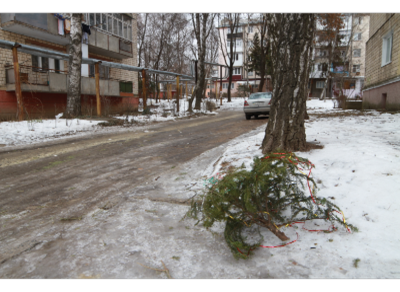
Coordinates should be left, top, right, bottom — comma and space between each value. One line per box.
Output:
243, 92, 272, 120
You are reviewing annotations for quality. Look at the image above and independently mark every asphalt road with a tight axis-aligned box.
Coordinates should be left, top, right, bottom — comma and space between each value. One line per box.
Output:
0, 111, 268, 278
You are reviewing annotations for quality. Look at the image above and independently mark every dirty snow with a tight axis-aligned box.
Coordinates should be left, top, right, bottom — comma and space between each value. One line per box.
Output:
190, 100, 400, 278
1, 98, 399, 279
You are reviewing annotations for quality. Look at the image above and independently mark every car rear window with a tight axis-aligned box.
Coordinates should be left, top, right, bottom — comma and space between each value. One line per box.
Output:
249, 93, 272, 99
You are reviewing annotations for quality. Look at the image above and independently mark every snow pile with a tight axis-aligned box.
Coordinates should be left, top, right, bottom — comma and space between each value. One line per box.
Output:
198, 101, 400, 278
0, 117, 105, 147
119, 98, 218, 123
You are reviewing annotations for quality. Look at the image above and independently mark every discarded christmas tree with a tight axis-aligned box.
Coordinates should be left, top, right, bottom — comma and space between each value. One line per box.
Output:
186, 152, 357, 259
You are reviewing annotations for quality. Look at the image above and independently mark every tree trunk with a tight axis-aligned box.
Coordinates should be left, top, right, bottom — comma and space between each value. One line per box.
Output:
65, 14, 83, 118
261, 14, 315, 153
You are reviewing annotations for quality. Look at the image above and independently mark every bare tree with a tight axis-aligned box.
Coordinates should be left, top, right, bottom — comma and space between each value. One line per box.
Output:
217, 13, 241, 102
261, 13, 316, 153
189, 13, 216, 111
64, 13, 83, 118
246, 13, 269, 93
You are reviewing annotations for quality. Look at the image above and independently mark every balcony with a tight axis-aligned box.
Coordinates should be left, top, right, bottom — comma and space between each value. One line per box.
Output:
88, 28, 133, 60
1, 13, 70, 45
0, 13, 133, 60
227, 32, 243, 39
330, 65, 349, 76
5, 65, 129, 96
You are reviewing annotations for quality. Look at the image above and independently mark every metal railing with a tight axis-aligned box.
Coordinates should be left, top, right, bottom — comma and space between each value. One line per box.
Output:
4, 64, 68, 86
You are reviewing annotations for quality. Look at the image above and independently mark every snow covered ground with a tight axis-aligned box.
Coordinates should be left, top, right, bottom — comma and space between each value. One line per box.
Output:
186, 99, 400, 278
0, 98, 221, 147
0, 117, 106, 147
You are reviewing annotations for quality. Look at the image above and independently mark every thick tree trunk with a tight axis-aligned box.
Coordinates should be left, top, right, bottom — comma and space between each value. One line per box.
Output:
261, 13, 315, 153
65, 14, 83, 118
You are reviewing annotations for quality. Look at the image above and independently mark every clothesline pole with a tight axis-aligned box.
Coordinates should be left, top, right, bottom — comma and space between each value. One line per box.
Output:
95, 62, 101, 116
12, 45, 24, 121
141, 69, 147, 110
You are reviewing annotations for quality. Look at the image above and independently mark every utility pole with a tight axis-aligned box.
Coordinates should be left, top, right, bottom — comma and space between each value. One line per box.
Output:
176, 75, 180, 114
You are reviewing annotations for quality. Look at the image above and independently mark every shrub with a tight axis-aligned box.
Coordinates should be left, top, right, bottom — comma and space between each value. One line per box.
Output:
206, 101, 217, 112
186, 152, 357, 259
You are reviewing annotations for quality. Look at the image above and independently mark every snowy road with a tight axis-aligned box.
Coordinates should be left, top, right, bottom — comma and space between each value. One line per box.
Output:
0, 110, 268, 278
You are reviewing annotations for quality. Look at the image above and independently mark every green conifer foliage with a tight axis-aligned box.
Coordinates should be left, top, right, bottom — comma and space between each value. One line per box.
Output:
186, 152, 357, 259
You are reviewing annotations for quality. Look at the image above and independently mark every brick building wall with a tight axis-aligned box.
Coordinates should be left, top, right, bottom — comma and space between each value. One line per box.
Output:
364, 14, 400, 110
0, 13, 138, 95
365, 14, 400, 88
351, 14, 370, 77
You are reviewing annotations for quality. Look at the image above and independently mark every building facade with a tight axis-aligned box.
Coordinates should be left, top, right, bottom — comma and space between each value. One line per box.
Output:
363, 13, 400, 110
0, 13, 138, 120
309, 14, 370, 99
215, 18, 270, 97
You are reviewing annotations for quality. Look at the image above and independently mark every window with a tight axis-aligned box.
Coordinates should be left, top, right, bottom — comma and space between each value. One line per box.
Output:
353, 33, 361, 41
248, 26, 253, 33
382, 30, 393, 66
233, 67, 241, 75
55, 59, 60, 73
236, 39, 242, 47
318, 50, 326, 57
354, 16, 362, 25
352, 64, 361, 73
317, 63, 327, 71
248, 71, 253, 76
236, 54, 239, 61
84, 13, 132, 41
353, 49, 361, 57
231, 83, 234, 89
316, 81, 325, 88
32, 55, 39, 72
31, 55, 48, 72
120, 81, 133, 93
341, 50, 346, 57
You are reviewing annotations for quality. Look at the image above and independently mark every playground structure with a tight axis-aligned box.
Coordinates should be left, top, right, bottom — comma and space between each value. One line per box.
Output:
0, 39, 229, 120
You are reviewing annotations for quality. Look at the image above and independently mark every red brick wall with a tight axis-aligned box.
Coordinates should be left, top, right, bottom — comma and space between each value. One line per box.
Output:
0, 90, 139, 120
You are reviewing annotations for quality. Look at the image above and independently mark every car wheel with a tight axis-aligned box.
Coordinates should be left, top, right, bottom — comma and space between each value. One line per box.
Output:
245, 114, 251, 120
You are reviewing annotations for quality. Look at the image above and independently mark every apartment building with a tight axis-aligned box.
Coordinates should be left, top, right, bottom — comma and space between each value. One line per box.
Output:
363, 13, 400, 110
0, 13, 138, 119
215, 18, 270, 97
309, 14, 370, 99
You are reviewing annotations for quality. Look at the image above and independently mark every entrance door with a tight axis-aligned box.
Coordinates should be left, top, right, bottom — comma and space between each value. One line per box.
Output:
382, 93, 387, 109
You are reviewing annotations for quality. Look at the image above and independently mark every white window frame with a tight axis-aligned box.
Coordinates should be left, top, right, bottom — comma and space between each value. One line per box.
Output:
352, 64, 361, 73
381, 30, 393, 67
353, 49, 361, 57
316, 81, 325, 88
248, 26, 253, 33
353, 33, 361, 41
86, 13, 132, 41
231, 83, 234, 89
248, 71, 253, 76
236, 39, 242, 47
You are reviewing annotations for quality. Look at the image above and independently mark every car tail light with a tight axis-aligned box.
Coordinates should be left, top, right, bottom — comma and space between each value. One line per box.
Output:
244, 100, 249, 106
268, 100, 271, 105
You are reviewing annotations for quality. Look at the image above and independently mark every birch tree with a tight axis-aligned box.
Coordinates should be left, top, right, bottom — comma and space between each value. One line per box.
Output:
217, 13, 241, 102
64, 13, 83, 118
261, 13, 316, 153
